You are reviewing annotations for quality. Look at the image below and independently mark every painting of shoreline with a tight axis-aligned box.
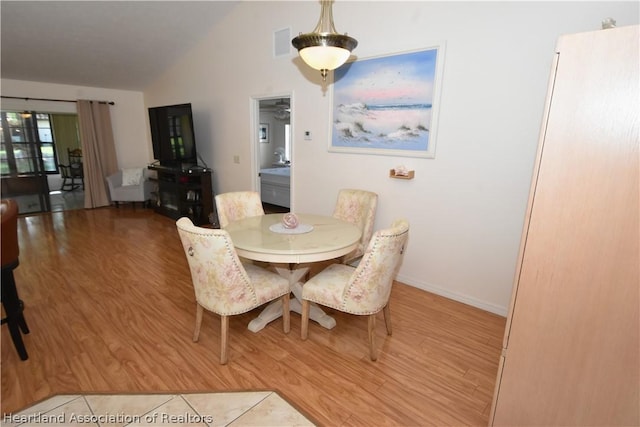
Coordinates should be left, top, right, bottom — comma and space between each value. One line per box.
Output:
330, 46, 444, 158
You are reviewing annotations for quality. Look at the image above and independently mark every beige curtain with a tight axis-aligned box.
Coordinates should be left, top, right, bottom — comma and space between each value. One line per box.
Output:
77, 100, 118, 209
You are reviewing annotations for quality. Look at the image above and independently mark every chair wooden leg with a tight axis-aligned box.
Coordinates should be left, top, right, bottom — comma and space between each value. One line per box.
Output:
301, 299, 310, 340
282, 293, 290, 334
220, 315, 229, 365
368, 314, 377, 361
383, 303, 392, 335
16, 301, 29, 334
193, 304, 203, 342
6, 318, 28, 360
1, 269, 29, 361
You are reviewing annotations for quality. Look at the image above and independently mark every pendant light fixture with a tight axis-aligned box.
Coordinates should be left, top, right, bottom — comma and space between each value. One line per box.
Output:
291, 0, 357, 81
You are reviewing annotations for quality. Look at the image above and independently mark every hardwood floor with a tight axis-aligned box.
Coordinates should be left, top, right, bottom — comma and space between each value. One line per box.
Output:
1, 207, 506, 426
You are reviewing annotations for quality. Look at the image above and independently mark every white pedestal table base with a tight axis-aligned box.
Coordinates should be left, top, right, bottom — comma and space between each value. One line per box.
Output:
247, 264, 336, 333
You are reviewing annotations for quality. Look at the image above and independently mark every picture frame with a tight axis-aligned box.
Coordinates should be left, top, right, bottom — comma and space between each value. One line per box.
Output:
329, 44, 445, 158
259, 123, 269, 143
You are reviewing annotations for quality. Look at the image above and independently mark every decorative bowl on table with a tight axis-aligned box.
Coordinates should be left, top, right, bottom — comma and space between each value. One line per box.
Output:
268, 213, 314, 234
282, 213, 299, 229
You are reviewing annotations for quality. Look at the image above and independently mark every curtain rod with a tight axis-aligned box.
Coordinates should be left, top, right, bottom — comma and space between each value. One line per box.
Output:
1, 95, 115, 105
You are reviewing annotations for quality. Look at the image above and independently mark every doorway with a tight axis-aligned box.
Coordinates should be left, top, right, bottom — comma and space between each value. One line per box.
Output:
0, 111, 84, 214
253, 94, 292, 212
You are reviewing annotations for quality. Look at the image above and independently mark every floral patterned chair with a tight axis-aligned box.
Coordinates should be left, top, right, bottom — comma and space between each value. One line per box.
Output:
301, 219, 409, 361
215, 191, 265, 228
332, 189, 378, 266
176, 217, 290, 364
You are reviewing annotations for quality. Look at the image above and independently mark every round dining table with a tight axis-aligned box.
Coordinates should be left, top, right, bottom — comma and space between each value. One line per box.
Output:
225, 213, 361, 332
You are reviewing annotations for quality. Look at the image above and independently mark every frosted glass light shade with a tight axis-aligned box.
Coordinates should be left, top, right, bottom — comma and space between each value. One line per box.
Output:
299, 45, 351, 71
291, 0, 357, 81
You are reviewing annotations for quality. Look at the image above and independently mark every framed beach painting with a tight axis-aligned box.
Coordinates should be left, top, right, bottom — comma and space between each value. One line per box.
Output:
329, 45, 445, 158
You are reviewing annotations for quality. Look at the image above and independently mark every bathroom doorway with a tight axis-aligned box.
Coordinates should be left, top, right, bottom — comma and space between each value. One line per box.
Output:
253, 94, 292, 212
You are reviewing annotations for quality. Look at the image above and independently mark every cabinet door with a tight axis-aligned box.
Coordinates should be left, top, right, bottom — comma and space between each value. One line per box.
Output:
492, 26, 639, 425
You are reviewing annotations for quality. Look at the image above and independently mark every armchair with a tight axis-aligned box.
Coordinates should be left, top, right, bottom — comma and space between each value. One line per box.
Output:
106, 168, 153, 207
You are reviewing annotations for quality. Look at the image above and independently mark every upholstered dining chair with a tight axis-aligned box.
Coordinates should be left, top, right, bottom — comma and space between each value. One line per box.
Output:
301, 219, 409, 361
1, 199, 30, 361
176, 217, 290, 364
215, 191, 265, 228
332, 189, 378, 266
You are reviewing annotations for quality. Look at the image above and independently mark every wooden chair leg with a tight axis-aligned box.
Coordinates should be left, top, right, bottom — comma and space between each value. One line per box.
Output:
6, 319, 28, 360
301, 299, 310, 340
1, 270, 29, 360
16, 302, 29, 334
220, 315, 229, 365
193, 304, 203, 342
383, 303, 392, 335
368, 314, 377, 361
282, 293, 290, 334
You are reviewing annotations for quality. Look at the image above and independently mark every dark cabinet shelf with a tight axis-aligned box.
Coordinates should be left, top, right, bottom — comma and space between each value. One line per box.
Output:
148, 165, 213, 226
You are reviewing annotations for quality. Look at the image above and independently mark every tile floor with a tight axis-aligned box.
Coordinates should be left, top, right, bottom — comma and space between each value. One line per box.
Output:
1, 392, 315, 427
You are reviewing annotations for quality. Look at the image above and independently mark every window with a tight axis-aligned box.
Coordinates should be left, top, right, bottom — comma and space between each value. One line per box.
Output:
36, 113, 57, 172
0, 111, 59, 175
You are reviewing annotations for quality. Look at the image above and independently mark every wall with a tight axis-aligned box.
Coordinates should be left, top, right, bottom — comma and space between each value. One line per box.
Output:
0, 79, 148, 169
143, 1, 638, 315
4, 2, 635, 316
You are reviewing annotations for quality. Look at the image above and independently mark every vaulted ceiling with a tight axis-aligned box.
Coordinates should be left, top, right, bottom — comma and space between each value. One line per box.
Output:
1, 1, 238, 91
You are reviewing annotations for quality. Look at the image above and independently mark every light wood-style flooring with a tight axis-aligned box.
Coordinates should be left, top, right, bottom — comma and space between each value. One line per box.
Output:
1, 207, 506, 426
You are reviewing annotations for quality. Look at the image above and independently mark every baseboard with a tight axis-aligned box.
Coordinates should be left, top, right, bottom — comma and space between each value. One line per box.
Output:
395, 273, 509, 317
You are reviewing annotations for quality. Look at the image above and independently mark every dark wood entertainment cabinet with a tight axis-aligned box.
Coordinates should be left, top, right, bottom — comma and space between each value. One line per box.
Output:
148, 164, 213, 226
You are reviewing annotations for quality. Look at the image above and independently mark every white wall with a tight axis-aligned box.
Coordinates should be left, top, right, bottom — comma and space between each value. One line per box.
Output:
0, 79, 148, 169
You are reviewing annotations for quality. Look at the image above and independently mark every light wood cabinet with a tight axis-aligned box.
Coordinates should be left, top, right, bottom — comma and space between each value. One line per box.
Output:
490, 25, 639, 425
